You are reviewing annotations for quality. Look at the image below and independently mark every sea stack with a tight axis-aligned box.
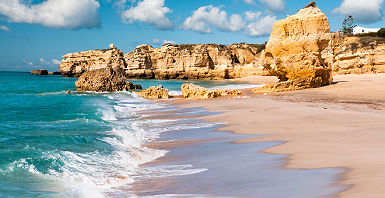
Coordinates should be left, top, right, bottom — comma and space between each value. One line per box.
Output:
257, 6, 333, 92
31, 69, 48, 75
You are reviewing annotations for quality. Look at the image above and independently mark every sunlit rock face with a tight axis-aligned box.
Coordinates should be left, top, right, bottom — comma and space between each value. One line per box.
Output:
258, 6, 333, 92
124, 43, 266, 80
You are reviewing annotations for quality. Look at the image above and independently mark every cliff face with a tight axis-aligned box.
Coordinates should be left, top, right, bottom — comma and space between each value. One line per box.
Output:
124, 43, 265, 80
257, 6, 333, 92
323, 36, 385, 74
59, 47, 126, 77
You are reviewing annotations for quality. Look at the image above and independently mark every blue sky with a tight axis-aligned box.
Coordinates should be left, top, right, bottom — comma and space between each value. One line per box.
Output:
0, 0, 384, 71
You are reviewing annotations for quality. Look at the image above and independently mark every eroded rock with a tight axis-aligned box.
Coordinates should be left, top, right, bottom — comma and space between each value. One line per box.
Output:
181, 83, 241, 99
258, 6, 333, 92
137, 86, 169, 99
75, 67, 127, 92
59, 46, 126, 77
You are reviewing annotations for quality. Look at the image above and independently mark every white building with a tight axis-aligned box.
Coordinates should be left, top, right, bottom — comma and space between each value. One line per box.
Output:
353, 26, 380, 35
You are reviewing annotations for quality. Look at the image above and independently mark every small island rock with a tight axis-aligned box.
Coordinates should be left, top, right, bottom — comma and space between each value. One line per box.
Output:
31, 69, 48, 75
75, 67, 127, 92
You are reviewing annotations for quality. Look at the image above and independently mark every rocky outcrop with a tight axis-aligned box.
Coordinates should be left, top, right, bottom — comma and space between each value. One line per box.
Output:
257, 6, 333, 92
48, 71, 61, 75
181, 83, 241, 99
75, 67, 128, 92
323, 36, 385, 74
31, 69, 48, 75
124, 43, 266, 80
59, 45, 126, 77
126, 82, 142, 90
137, 86, 169, 99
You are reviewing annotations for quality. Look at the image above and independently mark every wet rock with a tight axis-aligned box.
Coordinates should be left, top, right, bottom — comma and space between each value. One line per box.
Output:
125, 82, 142, 90
75, 67, 127, 92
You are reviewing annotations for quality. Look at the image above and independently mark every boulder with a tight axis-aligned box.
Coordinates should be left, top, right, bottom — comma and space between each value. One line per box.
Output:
181, 83, 241, 99
126, 82, 142, 90
258, 6, 333, 92
75, 67, 127, 92
31, 69, 48, 75
137, 85, 169, 99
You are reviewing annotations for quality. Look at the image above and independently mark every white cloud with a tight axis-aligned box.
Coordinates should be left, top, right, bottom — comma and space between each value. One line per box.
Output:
0, 25, 10, 32
246, 15, 276, 37
121, 0, 173, 30
245, 11, 262, 21
181, 5, 246, 34
259, 0, 285, 11
51, 59, 61, 65
152, 38, 161, 45
0, 0, 100, 30
22, 60, 34, 66
162, 40, 175, 45
40, 58, 61, 65
333, 0, 384, 24
244, 0, 256, 5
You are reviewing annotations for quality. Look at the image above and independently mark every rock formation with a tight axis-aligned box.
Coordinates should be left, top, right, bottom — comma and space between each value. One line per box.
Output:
322, 35, 385, 74
126, 82, 142, 90
59, 45, 126, 77
124, 43, 265, 80
181, 83, 241, 99
31, 69, 48, 75
137, 86, 169, 99
75, 67, 128, 92
257, 6, 333, 92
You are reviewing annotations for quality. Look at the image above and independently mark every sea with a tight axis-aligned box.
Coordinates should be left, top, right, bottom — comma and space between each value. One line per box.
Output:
0, 71, 345, 198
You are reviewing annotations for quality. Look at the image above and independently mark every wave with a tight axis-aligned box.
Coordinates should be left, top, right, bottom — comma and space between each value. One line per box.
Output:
3, 91, 210, 197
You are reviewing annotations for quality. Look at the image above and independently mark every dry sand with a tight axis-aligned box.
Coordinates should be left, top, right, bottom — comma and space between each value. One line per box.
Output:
181, 74, 385, 198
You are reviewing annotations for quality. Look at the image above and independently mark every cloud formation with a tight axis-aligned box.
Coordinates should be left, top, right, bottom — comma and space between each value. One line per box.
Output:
0, 25, 10, 32
244, 0, 285, 11
0, 0, 100, 30
121, 0, 173, 30
246, 15, 276, 37
259, 0, 285, 11
181, 6, 246, 34
333, 0, 384, 24
40, 58, 61, 65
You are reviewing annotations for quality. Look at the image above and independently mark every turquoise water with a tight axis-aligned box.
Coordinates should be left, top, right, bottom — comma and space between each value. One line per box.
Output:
0, 72, 255, 197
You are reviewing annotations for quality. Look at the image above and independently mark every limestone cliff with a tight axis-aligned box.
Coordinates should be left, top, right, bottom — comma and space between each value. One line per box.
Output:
124, 43, 265, 80
257, 6, 333, 92
59, 46, 126, 77
323, 36, 385, 74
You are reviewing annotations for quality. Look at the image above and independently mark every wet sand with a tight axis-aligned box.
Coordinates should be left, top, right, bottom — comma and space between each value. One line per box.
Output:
130, 101, 344, 198
181, 73, 385, 198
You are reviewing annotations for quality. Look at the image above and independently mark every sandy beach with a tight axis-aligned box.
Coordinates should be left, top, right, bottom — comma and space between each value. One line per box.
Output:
180, 73, 385, 198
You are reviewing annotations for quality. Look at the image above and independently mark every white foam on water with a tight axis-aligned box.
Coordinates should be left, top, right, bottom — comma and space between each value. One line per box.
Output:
6, 91, 212, 198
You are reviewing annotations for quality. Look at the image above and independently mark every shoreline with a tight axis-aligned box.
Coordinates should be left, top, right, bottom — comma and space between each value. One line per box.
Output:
177, 73, 385, 198
129, 90, 346, 197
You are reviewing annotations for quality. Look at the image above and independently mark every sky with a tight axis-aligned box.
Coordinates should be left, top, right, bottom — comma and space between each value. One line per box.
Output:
0, 0, 384, 71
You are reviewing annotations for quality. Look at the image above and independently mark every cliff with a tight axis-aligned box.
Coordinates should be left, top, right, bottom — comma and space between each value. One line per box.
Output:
59, 46, 126, 77
124, 43, 265, 80
58, 8, 385, 81
323, 36, 385, 74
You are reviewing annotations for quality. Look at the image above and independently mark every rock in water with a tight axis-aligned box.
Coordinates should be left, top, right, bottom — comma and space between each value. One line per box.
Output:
31, 69, 48, 75
137, 86, 169, 99
59, 46, 126, 77
125, 82, 142, 90
257, 6, 333, 92
181, 83, 241, 99
75, 67, 127, 92
65, 90, 71, 94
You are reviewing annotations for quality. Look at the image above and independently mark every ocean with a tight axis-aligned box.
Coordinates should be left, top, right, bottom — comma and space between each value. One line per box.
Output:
0, 72, 344, 198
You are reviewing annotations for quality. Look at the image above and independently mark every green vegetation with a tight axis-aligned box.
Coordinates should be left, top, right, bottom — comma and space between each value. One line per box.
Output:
342, 16, 354, 35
